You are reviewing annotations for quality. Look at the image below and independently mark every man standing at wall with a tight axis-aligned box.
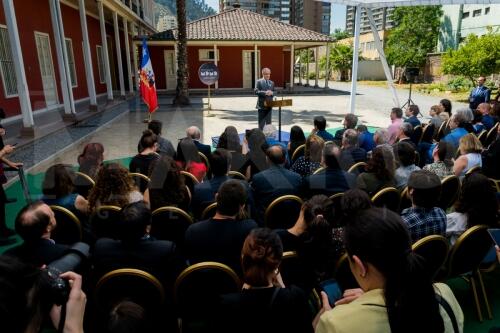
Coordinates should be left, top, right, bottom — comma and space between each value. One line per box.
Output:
469, 76, 490, 111
255, 68, 274, 130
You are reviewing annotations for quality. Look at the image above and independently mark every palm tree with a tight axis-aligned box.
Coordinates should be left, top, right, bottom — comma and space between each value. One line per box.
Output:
173, 0, 190, 105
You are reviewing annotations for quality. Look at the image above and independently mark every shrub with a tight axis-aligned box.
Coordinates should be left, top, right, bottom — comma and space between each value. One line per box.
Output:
446, 76, 473, 92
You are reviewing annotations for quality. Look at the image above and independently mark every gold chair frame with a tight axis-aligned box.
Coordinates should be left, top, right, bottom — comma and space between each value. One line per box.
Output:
152, 206, 194, 224
264, 195, 304, 228
180, 171, 200, 185
200, 202, 217, 220
347, 162, 368, 174
228, 170, 247, 181
291, 144, 305, 162
49, 205, 82, 241
74, 171, 96, 186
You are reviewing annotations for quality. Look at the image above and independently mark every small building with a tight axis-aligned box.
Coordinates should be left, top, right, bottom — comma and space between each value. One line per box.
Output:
138, 8, 333, 91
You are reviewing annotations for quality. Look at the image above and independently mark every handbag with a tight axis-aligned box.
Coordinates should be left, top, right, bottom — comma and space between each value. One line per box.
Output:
435, 293, 459, 333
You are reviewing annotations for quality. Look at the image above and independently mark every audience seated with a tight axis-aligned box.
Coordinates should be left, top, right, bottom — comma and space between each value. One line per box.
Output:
446, 173, 499, 245
184, 180, 258, 273
387, 107, 404, 144
144, 155, 190, 212
423, 113, 468, 164
395, 122, 416, 149
423, 141, 454, 178
129, 129, 159, 177
140, 120, 176, 157
373, 128, 389, 147
455, 107, 475, 133
107, 301, 151, 333
41, 164, 89, 215
313, 115, 334, 142
453, 133, 483, 177
314, 207, 463, 332
291, 134, 324, 177
219, 228, 313, 333
301, 142, 354, 198
77, 142, 104, 180
287, 125, 306, 162
478, 103, 496, 131
394, 142, 420, 189
440, 98, 453, 117
263, 124, 287, 150
92, 201, 184, 288
339, 129, 367, 171
400, 170, 446, 243
185, 126, 211, 158
428, 105, 444, 129
241, 128, 269, 179
251, 146, 302, 224
356, 125, 376, 152
5, 201, 70, 266
357, 146, 396, 195
472, 109, 486, 134
176, 137, 207, 182
482, 123, 500, 179
404, 105, 421, 128
334, 114, 358, 142
88, 163, 143, 212
217, 126, 246, 172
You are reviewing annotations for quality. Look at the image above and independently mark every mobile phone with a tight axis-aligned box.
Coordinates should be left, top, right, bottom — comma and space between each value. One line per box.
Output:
12, 142, 18, 146
488, 228, 500, 246
318, 279, 342, 306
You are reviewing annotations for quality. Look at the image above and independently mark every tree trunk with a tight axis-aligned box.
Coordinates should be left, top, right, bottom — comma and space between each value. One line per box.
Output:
173, 0, 190, 105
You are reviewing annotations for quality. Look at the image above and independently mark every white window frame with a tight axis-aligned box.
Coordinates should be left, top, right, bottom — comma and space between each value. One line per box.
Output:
0, 24, 18, 98
198, 49, 219, 61
96, 45, 105, 84
64, 38, 77, 88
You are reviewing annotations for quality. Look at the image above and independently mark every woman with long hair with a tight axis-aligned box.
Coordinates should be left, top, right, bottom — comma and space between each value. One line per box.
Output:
217, 126, 245, 172
288, 125, 306, 160
453, 133, 483, 176
356, 145, 395, 195
440, 99, 452, 117
314, 207, 463, 332
176, 137, 207, 182
77, 142, 104, 180
241, 128, 269, 179
291, 134, 324, 177
423, 141, 454, 178
88, 163, 142, 212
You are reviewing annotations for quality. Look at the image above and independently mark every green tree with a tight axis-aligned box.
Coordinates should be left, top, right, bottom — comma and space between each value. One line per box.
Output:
442, 31, 500, 86
331, 29, 350, 41
319, 43, 360, 81
385, 6, 442, 80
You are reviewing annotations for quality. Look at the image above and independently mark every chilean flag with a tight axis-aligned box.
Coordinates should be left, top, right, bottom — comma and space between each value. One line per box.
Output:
139, 39, 158, 114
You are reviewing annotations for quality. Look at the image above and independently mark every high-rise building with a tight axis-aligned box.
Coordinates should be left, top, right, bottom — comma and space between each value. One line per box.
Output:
157, 15, 178, 31
345, 6, 394, 35
221, 1, 291, 23
291, 0, 331, 34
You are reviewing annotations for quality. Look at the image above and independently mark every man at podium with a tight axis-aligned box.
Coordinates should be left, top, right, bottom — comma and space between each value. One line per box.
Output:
255, 68, 274, 130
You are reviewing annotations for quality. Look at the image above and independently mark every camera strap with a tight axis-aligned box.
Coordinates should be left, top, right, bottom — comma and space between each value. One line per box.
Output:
58, 303, 67, 333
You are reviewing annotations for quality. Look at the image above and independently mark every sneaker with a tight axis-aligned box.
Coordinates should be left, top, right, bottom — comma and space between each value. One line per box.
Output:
0, 236, 15, 246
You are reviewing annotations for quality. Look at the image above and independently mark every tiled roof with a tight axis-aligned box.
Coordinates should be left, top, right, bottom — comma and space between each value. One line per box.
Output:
143, 8, 333, 42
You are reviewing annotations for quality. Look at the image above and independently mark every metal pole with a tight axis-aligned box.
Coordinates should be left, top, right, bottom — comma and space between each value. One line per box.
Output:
348, 5, 361, 114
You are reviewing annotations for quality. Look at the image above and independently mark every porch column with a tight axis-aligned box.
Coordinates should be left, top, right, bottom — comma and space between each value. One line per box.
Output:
305, 48, 310, 86
113, 12, 125, 97
133, 41, 139, 91
213, 44, 218, 90
314, 46, 319, 88
298, 50, 302, 86
254, 44, 258, 88
135, 0, 140, 15
97, 0, 113, 100
324, 43, 330, 89
2, 0, 34, 129
78, 0, 97, 108
49, 0, 76, 116
289, 43, 294, 89
349, 5, 362, 114
123, 17, 134, 94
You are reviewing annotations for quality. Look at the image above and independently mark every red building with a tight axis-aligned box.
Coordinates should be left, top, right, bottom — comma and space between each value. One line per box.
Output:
139, 8, 332, 92
0, 0, 155, 133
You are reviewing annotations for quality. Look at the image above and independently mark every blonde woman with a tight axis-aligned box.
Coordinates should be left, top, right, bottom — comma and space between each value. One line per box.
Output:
290, 134, 324, 177
453, 133, 483, 176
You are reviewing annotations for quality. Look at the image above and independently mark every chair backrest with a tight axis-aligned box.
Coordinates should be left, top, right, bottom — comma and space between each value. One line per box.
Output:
174, 262, 241, 321
74, 171, 95, 198
488, 178, 500, 193
129, 172, 151, 193
446, 225, 493, 278
329, 192, 345, 227
438, 175, 460, 210
291, 144, 305, 163
91, 205, 122, 239
436, 119, 448, 140
412, 235, 449, 280
477, 130, 488, 145
50, 205, 82, 244
180, 171, 199, 195
198, 152, 211, 177
151, 206, 193, 245
228, 170, 247, 181
201, 202, 217, 220
347, 161, 367, 174
399, 187, 412, 213
485, 122, 499, 147
264, 195, 303, 229
334, 253, 359, 291
371, 187, 400, 212
94, 268, 165, 313
411, 125, 423, 145
420, 124, 435, 143
313, 167, 325, 175
465, 165, 481, 176
279, 251, 305, 287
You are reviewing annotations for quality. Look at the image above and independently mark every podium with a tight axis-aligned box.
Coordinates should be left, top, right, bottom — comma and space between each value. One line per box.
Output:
265, 98, 292, 142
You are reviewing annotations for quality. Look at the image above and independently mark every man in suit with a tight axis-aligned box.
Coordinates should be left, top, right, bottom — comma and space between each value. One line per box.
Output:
186, 126, 211, 158
395, 122, 416, 149
469, 76, 490, 110
5, 201, 69, 266
251, 145, 302, 225
255, 67, 274, 130
302, 142, 354, 198
339, 129, 367, 171
404, 104, 421, 128
184, 180, 258, 274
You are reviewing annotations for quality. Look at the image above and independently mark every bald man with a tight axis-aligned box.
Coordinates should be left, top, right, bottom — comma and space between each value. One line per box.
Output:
255, 68, 275, 130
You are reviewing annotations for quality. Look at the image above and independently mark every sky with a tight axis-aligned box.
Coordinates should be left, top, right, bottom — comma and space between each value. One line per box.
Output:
203, 0, 347, 33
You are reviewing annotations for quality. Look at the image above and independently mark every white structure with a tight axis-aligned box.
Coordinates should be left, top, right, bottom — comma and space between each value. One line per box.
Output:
157, 15, 177, 31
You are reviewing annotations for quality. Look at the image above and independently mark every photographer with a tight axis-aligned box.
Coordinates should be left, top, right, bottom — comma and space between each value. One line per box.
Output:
0, 255, 86, 333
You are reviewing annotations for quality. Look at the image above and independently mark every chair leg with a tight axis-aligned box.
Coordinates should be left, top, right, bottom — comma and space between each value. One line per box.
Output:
470, 275, 483, 322
476, 270, 493, 320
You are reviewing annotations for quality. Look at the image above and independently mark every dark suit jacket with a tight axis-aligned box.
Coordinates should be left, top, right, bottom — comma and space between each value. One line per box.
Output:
251, 165, 302, 224
483, 136, 500, 179
404, 116, 421, 128
339, 147, 367, 171
301, 168, 353, 198
194, 140, 212, 158
5, 239, 69, 267
255, 78, 274, 109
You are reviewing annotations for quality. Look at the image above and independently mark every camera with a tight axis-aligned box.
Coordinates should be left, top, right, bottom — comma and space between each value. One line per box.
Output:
40, 242, 89, 305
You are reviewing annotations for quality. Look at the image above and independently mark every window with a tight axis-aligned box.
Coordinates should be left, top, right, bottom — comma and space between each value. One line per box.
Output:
198, 49, 219, 61
485, 7, 490, 14
0, 26, 18, 97
473, 9, 481, 17
64, 38, 77, 87
96, 45, 105, 83
462, 11, 469, 18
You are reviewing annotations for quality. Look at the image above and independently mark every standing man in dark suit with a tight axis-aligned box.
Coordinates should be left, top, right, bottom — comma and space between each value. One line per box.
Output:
255, 68, 274, 130
469, 76, 490, 111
